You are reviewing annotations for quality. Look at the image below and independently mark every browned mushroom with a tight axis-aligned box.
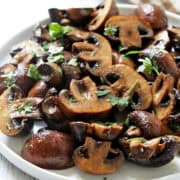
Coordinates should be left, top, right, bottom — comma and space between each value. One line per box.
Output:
104, 15, 153, 48
135, 3, 168, 30
38, 62, 63, 86
28, 80, 48, 97
152, 73, 175, 122
128, 111, 161, 138
70, 121, 123, 142
73, 137, 125, 174
87, 0, 119, 31
124, 126, 142, 138
22, 129, 74, 169
72, 32, 112, 76
59, 76, 112, 120
102, 65, 152, 110
119, 136, 177, 167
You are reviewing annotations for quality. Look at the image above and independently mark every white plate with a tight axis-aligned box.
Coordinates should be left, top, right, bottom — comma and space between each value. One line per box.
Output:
0, 4, 180, 180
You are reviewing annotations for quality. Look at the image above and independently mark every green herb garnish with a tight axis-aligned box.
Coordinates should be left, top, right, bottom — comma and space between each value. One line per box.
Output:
107, 96, 131, 107
127, 137, 146, 143
6, 124, 12, 131
4, 72, 15, 88
118, 45, 127, 52
104, 25, 117, 36
42, 41, 50, 51
68, 58, 78, 66
124, 118, 130, 126
18, 102, 33, 114
96, 90, 112, 97
27, 64, 41, 80
137, 57, 160, 76
49, 22, 70, 40
124, 50, 140, 57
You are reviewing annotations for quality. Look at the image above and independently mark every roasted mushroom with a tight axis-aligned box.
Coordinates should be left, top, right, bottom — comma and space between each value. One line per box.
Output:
88, 0, 119, 31
128, 111, 161, 138
38, 62, 63, 86
124, 126, 142, 138
70, 121, 123, 142
72, 32, 112, 76
102, 65, 152, 110
104, 15, 153, 48
22, 129, 74, 169
73, 137, 125, 174
59, 77, 112, 120
135, 3, 168, 30
119, 136, 177, 167
167, 113, 180, 135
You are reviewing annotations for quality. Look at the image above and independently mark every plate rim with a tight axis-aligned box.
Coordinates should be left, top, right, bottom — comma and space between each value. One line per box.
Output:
0, 3, 180, 180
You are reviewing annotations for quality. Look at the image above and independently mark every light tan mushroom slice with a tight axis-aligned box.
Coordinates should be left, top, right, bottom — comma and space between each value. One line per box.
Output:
105, 15, 153, 48
88, 0, 119, 31
73, 137, 125, 174
72, 32, 112, 76
102, 64, 152, 110
59, 77, 112, 120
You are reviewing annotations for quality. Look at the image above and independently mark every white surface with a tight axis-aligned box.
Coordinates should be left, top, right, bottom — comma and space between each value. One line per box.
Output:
0, 1, 180, 180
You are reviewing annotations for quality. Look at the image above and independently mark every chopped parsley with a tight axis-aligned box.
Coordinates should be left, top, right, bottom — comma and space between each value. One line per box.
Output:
68, 58, 78, 66
124, 118, 130, 126
17, 102, 33, 114
27, 64, 41, 80
3, 72, 15, 88
104, 25, 117, 36
118, 45, 127, 52
96, 89, 112, 97
124, 50, 140, 57
107, 96, 131, 108
127, 137, 146, 143
6, 124, 12, 131
49, 22, 70, 40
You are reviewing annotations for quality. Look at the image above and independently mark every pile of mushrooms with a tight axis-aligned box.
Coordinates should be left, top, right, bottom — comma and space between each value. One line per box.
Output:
0, 0, 179, 175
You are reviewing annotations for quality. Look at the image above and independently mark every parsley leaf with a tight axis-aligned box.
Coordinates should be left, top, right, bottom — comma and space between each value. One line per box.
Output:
27, 64, 41, 80
127, 137, 146, 143
124, 118, 130, 126
107, 96, 131, 107
118, 45, 127, 52
68, 58, 78, 66
96, 89, 112, 97
137, 57, 160, 76
49, 22, 70, 40
18, 102, 33, 114
104, 25, 117, 36
3, 72, 15, 88
124, 50, 140, 57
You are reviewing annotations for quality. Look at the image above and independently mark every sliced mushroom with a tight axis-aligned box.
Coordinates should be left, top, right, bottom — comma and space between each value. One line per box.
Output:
28, 80, 48, 97
0, 86, 33, 136
167, 114, 180, 135
59, 77, 112, 120
73, 137, 125, 174
102, 65, 152, 110
48, 8, 66, 24
135, 3, 168, 30
10, 97, 43, 119
152, 73, 175, 121
128, 111, 161, 138
104, 15, 153, 48
124, 126, 142, 138
70, 121, 123, 142
72, 32, 112, 76
22, 129, 74, 169
119, 136, 177, 167
38, 62, 63, 86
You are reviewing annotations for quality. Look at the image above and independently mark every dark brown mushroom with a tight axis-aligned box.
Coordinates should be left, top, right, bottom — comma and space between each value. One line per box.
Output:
128, 111, 161, 138
59, 76, 112, 120
88, 0, 119, 31
135, 3, 168, 30
70, 121, 123, 142
124, 126, 142, 138
28, 80, 48, 97
104, 15, 153, 48
167, 113, 180, 135
73, 137, 125, 174
48, 8, 66, 24
119, 136, 177, 167
21, 129, 74, 169
38, 62, 63, 86
102, 65, 152, 110
72, 32, 112, 76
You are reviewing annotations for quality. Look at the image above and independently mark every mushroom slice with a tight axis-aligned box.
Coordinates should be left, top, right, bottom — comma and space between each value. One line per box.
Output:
168, 27, 180, 42
102, 65, 152, 110
70, 121, 123, 142
124, 126, 142, 138
128, 111, 161, 138
0, 86, 33, 136
59, 77, 112, 120
72, 32, 112, 76
73, 137, 125, 174
10, 97, 43, 119
104, 15, 153, 48
167, 114, 180, 135
135, 3, 168, 30
119, 136, 177, 167
152, 73, 175, 121
88, 0, 119, 31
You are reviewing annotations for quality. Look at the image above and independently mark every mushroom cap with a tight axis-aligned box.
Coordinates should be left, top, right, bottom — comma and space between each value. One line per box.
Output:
59, 77, 112, 120
102, 64, 152, 110
73, 137, 125, 174
105, 15, 153, 48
